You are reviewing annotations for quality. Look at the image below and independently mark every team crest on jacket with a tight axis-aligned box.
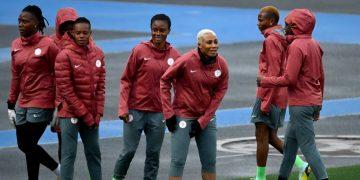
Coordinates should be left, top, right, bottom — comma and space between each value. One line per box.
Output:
96, 60, 101, 67
71, 118, 78, 124
214, 69, 221, 77
179, 120, 187, 128
167, 58, 174, 66
34, 48, 41, 56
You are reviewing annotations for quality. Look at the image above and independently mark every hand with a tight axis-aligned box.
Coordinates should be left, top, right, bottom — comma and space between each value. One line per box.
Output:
313, 106, 322, 121
119, 114, 130, 123
81, 113, 95, 127
50, 108, 60, 132
313, 111, 320, 121
256, 76, 263, 87
189, 120, 202, 138
88, 124, 98, 130
165, 115, 177, 133
94, 114, 101, 126
7, 109, 16, 128
260, 110, 270, 117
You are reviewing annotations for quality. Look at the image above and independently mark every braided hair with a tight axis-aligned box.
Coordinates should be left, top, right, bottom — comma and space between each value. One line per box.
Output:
22, 5, 49, 34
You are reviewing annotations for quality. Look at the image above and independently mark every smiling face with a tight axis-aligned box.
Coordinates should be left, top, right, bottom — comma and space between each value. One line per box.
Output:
71, 22, 91, 46
151, 20, 170, 48
257, 11, 274, 32
18, 11, 38, 37
198, 33, 219, 57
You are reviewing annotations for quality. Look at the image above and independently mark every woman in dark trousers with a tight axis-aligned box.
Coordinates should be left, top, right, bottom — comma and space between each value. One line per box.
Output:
50, 6, 78, 163
252, 6, 309, 180
7, 5, 60, 180
113, 14, 181, 180
258, 9, 328, 180
160, 29, 229, 180
55, 17, 105, 180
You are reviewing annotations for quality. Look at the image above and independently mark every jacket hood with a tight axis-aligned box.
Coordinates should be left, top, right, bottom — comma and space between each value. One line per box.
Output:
263, 25, 288, 47
285, 9, 316, 36
263, 25, 285, 39
55, 8, 78, 38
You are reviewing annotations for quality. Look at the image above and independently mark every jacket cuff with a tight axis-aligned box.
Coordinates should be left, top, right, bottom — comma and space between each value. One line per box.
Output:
7, 101, 15, 110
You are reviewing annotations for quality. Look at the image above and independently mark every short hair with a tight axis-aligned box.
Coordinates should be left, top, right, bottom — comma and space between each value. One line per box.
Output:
260, 6, 280, 24
150, 14, 171, 29
22, 5, 49, 34
197, 29, 217, 44
74, 17, 91, 29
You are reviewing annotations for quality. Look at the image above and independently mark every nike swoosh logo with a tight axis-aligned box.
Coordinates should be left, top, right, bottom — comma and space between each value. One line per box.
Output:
144, 57, 151, 61
251, 115, 257, 118
190, 70, 197, 73
74, 65, 81, 68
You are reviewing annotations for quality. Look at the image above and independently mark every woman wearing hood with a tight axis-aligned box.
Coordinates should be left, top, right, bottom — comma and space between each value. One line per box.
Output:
50, 7, 78, 163
252, 6, 309, 180
113, 14, 181, 180
50, 7, 78, 49
257, 9, 328, 180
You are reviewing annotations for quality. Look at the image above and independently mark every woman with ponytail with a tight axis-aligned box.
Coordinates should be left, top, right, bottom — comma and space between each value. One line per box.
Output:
7, 5, 60, 180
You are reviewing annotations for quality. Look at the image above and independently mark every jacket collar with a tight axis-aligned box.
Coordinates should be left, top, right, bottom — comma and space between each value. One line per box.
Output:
66, 38, 93, 55
193, 49, 218, 66
262, 25, 284, 38
144, 40, 171, 52
286, 34, 312, 43
21, 32, 42, 46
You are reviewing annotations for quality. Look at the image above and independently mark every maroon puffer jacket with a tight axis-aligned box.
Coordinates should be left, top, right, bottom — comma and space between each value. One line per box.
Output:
55, 40, 105, 126
49, 7, 78, 49
8, 32, 59, 108
49, 8, 78, 110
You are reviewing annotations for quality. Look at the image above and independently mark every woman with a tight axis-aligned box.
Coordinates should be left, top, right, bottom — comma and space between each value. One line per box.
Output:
113, 14, 181, 180
55, 17, 105, 180
50, 6, 78, 163
252, 6, 309, 180
258, 9, 328, 180
160, 29, 229, 180
7, 5, 60, 180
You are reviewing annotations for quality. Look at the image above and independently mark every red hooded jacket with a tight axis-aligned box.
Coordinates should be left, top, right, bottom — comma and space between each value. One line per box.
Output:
118, 41, 181, 116
8, 32, 59, 108
55, 39, 105, 126
49, 7, 78, 49
160, 49, 229, 129
256, 25, 288, 112
260, 9, 324, 106
50, 8, 78, 109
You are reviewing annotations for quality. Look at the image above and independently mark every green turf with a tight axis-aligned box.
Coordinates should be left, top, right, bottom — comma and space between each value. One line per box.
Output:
230, 165, 360, 180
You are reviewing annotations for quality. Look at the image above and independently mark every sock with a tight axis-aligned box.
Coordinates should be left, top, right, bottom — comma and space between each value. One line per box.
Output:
294, 155, 307, 170
53, 164, 60, 176
256, 166, 266, 180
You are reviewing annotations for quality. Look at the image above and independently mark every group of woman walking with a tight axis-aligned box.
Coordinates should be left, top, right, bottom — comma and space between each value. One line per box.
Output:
7, 4, 327, 180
